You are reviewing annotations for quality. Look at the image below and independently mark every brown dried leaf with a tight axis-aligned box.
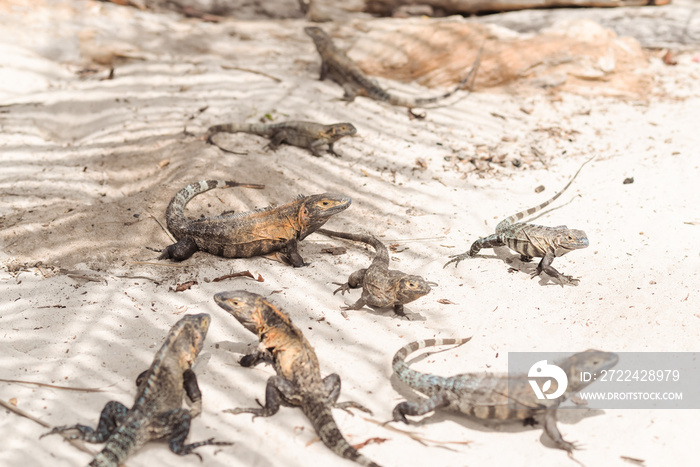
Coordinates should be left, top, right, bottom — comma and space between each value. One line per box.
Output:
352, 437, 389, 450
173, 281, 197, 292
212, 270, 255, 282
437, 299, 456, 305
9, 398, 17, 406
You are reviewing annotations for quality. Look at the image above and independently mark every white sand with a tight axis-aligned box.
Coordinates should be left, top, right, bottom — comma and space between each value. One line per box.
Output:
1, 1, 698, 466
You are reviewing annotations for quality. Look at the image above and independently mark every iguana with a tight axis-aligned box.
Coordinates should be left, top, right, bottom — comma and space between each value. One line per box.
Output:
205, 120, 357, 157
304, 26, 481, 118
214, 290, 381, 467
159, 180, 351, 266
41, 314, 230, 466
317, 228, 433, 317
391, 338, 618, 453
444, 157, 594, 285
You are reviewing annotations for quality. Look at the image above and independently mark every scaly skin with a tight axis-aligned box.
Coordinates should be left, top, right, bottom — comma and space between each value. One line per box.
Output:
159, 180, 351, 266
391, 338, 618, 453
205, 121, 357, 157
445, 157, 594, 285
304, 26, 481, 118
214, 290, 381, 467
317, 228, 433, 317
41, 314, 230, 466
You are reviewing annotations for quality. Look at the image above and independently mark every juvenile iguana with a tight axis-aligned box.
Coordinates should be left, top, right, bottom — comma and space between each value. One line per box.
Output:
444, 158, 594, 285
214, 290, 381, 467
317, 228, 433, 317
304, 26, 481, 118
391, 338, 618, 453
41, 314, 230, 466
159, 180, 351, 266
205, 120, 357, 157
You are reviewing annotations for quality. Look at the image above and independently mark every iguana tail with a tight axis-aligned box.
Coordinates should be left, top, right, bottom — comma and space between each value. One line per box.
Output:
302, 398, 382, 467
316, 228, 389, 268
496, 156, 594, 231
392, 338, 472, 391
164, 180, 264, 237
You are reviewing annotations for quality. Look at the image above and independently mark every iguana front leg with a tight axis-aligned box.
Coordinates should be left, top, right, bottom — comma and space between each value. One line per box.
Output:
239, 348, 272, 367
282, 238, 306, 267
225, 375, 301, 418
532, 252, 578, 287
543, 409, 578, 453
322, 374, 372, 415
183, 369, 203, 417
392, 391, 451, 423
41, 401, 129, 443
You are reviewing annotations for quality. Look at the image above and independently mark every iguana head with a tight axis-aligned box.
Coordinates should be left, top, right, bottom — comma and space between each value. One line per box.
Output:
304, 26, 328, 48
327, 123, 357, 139
214, 290, 267, 336
558, 349, 618, 394
168, 313, 211, 368
396, 274, 433, 305
298, 193, 351, 235
555, 229, 589, 253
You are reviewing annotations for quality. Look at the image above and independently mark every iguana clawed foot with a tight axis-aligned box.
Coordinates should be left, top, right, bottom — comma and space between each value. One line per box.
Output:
443, 252, 470, 269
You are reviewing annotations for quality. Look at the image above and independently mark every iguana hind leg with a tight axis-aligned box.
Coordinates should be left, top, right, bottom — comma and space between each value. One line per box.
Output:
445, 234, 504, 268
392, 391, 450, 423
160, 238, 199, 261
41, 401, 128, 443
225, 375, 300, 418
322, 374, 372, 415
151, 409, 230, 460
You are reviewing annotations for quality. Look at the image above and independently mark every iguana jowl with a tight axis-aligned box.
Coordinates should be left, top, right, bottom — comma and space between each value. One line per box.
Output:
318, 228, 433, 317
391, 338, 618, 453
214, 290, 381, 467
445, 158, 594, 285
41, 314, 230, 466
159, 180, 351, 266
304, 26, 481, 118
206, 120, 357, 157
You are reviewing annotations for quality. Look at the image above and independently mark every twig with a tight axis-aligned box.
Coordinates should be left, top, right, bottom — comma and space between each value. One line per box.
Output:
147, 211, 175, 242
130, 261, 186, 268
362, 416, 472, 448
0, 378, 109, 392
0, 399, 97, 457
220, 65, 282, 83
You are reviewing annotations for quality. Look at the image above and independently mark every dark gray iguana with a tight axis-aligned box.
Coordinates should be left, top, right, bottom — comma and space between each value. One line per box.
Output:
391, 338, 618, 454
159, 180, 351, 266
41, 314, 230, 466
205, 121, 357, 157
317, 228, 434, 318
214, 290, 381, 467
304, 26, 482, 119
444, 157, 594, 285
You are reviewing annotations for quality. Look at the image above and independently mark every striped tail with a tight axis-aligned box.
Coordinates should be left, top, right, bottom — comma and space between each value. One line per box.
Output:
392, 338, 473, 392
409, 45, 483, 108
496, 156, 594, 231
164, 180, 264, 236
316, 228, 389, 268
89, 422, 143, 467
302, 398, 382, 467
205, 122, 276, 141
